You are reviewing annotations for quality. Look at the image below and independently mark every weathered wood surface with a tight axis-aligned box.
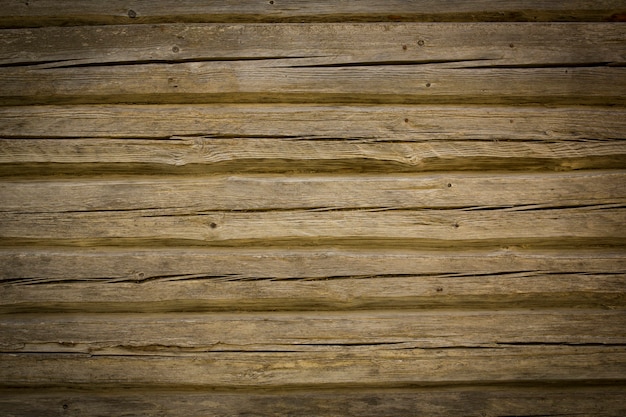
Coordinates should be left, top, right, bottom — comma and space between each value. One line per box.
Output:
2, 138, 624, 175
2, 63, 623, 105
2, 23, 624, 68
1, 249, 624, 312
1, 105, 623, 140
1, 3, 625, 416
0, 0, 624, 27
0, 23, 624, 105
2, 104, 624, 175
1, 172, 624, 212
2, 387, 625, 417
3, 310, 625, 353
2, 206, 624, 247
1, 347, 625, 388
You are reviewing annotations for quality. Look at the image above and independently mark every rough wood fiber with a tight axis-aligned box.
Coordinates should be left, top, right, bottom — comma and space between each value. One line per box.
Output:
0, 105, 623, 140
1, 172, 624, 212
0, 23, 624, 105
0, 0, 624, 26
2, 347, 626, 388
2, 138, 624, 176
2, 206, 624, 248
2, 387, 626, 417
1, 249, 624, 312
2, 310, 625, 353
2, 63, 624, 105
2, 23, 624, 68
0, 3, 625, 416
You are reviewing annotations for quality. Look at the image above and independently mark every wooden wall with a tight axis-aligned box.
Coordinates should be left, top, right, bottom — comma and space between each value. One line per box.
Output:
1, 2, 625, 415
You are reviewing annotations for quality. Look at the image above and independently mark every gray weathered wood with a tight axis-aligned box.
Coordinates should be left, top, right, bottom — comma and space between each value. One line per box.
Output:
0, 0, 624, 26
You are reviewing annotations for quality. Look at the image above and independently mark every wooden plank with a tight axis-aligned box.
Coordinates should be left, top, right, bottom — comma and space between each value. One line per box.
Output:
2, 23, 624, 68
0, 1, 624, 26
1, 138, 624, 175
1, 248, 624, 312
2, 61, 623, 105
2, 105, 624, 173
1, 206, 623, 247
0, 23, 623, 104
1, 172, 624, 213
0, 105, 623, 141
2, 387, 626, 417
2, 310, 625, 354
2, 346, 625, 388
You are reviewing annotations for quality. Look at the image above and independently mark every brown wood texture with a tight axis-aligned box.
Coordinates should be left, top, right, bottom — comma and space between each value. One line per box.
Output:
0, 3, 625, 416
0, 0, 624, 27
3, 310, 625, 353
1, 387, 625, 417
1, 248, 624, 312
0, 23, 624, 105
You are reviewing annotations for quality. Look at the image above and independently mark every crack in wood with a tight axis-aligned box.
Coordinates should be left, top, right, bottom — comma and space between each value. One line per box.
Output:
3, 270, 624, 286
31, 56, 320, 70
457, 61, 624, 69
285, 58, 492, 68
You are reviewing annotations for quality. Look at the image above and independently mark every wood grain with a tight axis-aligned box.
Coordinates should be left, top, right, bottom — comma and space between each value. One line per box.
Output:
1, 248, 623, 312
1, 3, 625, 415
2, 23, 623, 68
2, 347, 625, 388
0, 104, 624, 140
2, 62, 623, 105
1, 205, 623, 247
1, 138, 624, 176
2, 104, 624, 174
0, 0, 624, 26
0, 23, 623, 105
2, 387, 625, 417
1, 171, 624, 213
2, 310, 625, 354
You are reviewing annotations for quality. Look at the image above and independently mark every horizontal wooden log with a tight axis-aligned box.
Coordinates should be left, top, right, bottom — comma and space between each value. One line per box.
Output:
1, 171, 624, 214
2, 310, 625, 354
1, 206, 623, 247
0, 105, 624, 141
2, 61, 623, 105
2, 23, 624, 68
1, 138, 624, 176
2, 105, 624, 173
0, 0, 624, 26
2, 387, 626, 417
2, 346, 625, 388
1, 248, 624, 311
1, 23, 623, 104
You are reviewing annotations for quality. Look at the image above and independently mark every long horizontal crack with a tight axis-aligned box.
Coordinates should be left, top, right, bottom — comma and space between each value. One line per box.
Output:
5, 270, 625, 286
5, 203, 616, 216
457, 61, 625, 69
286, 58, 492, 68
495, 342, 626, 347
1, 56, 320, 69
6, 342, 626, 357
